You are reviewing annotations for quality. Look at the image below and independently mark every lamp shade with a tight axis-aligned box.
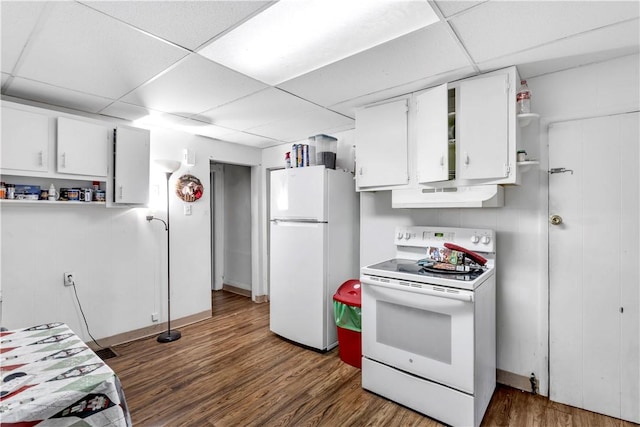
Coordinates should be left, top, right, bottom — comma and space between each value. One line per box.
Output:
155, 159, 181, 173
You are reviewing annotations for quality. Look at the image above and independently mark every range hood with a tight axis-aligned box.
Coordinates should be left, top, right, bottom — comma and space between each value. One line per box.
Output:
391, 185, 504, 208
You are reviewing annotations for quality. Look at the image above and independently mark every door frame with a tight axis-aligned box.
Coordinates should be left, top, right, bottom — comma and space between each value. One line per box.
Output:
210, 162, 224, 291
210, 161, 262, 301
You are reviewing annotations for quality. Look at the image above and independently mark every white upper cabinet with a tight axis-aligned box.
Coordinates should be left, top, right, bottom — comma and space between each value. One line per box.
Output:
57, 117, 109, 177
1, 106, 50, 173
355, 98, 409, 190
415, 84, 449, 184
110, 125, 150, 206
356, 66, 520, 206
457, 73, 510, 181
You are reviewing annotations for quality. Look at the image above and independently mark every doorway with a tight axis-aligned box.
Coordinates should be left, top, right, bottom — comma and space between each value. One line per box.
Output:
548, 112, 639, 423
210, 162, 253, 297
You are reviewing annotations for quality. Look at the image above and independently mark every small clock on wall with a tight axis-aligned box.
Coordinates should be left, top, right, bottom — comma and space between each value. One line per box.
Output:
175, 174, 203, 202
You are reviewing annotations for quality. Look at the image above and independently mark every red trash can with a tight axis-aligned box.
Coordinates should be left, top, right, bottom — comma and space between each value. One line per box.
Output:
333, 279, 362, 368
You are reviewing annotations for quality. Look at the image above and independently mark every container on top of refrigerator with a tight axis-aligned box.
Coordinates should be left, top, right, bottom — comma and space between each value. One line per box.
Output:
311, 134, 337, 169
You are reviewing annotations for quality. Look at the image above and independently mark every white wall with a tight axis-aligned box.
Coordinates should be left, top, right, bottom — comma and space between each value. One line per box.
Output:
223, 164, 252, 290
358, 53, 640, 396
0, 103, 262, 343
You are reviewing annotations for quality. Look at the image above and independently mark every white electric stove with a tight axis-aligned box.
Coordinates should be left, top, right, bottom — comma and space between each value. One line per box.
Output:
360, 226, 497, 427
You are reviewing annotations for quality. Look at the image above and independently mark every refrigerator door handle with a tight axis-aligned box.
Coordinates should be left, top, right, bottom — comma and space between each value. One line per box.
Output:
272, 219, 327, 224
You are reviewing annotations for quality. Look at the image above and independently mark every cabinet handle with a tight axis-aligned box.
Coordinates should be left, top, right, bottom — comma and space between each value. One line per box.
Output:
464, 152, 470, 166
39, 151, 44, 167
440, 156, 444, 166
359, 167, 363, 176
61, 152, 66, 168
119, 186, 123, 200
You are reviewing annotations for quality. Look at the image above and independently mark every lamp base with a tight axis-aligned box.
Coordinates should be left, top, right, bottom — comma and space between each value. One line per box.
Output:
157, 330, 181, 343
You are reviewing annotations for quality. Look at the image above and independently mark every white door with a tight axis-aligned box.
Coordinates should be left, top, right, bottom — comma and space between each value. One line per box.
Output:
112, 126, 150, 205
1, 106, 50, 172
269, 221, 326, 350
415, 84, 449, 183
457, 74, 509, 180
355, 98, 409, 189
57, 117, 109, 176
549, 112, 639, 423
270, 166, 326, 221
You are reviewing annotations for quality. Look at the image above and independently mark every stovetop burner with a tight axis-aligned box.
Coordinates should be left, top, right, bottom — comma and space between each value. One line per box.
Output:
367, 258, 488, 282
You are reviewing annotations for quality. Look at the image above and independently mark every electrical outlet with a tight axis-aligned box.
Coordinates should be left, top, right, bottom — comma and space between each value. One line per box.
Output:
151, 313, 159, 322
64, 272, 75, 286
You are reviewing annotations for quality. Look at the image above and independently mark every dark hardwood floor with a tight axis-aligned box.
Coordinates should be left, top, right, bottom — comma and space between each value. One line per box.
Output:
107, 291, 636, 427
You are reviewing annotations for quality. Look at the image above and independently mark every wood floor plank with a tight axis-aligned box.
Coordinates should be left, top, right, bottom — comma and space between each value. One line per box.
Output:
106, 291, 637, 427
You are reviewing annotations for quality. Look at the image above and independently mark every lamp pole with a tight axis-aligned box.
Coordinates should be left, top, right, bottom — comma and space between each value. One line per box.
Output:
147, 160, 182, 343
157, 170, 181, 343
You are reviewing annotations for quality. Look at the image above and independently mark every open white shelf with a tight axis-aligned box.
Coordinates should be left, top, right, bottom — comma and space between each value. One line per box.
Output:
517, 160, 540, 172
0, 199, 106, 206
517, 113, 540, 127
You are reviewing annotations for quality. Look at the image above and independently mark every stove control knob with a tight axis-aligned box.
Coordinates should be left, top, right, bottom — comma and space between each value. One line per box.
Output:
481, 235, 491, 244
470, 235, 480, 244
397, 232, 404, 240
404, 232, 411, 240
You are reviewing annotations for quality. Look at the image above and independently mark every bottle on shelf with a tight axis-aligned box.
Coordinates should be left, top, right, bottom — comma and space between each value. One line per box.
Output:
516, 80, 531, 114
48, 183, 57, 201
6, 184, 15, 200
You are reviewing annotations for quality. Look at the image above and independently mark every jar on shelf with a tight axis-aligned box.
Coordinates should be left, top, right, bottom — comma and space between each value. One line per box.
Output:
517, 150, 527, 162
6, 183, 15, 199
0, 182, 6, 199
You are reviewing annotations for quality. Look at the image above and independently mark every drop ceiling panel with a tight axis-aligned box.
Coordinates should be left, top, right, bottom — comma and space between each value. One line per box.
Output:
0, 1, 49, 74
247, 107, 353, 142
100, 101, 155, 121
15, 2, 188, 100
79, 1, 274, 51
121, 54, 267, 117
278, 23, 472, 107
434, 1, 487, 18
199, 88, 319, 131
213, 130, 281, 148
451, 0, 640, 63
5, 77, 115, 113
171, 119, 239, 140
479, 19, 640, 78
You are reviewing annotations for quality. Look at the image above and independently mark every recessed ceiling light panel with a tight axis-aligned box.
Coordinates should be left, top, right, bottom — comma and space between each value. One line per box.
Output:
198, 0, 440, 85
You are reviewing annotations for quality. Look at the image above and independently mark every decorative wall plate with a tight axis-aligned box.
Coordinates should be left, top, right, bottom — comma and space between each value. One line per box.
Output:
175, 174, 203, 202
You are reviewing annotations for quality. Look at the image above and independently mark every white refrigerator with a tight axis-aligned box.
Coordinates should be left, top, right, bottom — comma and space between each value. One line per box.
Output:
269, 165, 359, 351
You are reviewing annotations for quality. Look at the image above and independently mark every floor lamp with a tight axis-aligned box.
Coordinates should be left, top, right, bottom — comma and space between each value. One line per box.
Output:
146, 159, 182, 343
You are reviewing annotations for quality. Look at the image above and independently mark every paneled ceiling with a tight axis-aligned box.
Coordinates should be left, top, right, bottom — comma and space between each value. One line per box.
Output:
1, 1, 638, 148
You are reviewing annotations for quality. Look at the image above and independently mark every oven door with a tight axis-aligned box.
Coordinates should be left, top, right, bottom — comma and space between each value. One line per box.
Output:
361, 275, 475, 394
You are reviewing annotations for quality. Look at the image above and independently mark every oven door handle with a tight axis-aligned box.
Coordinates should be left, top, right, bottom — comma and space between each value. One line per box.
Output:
360, 277, 474, 302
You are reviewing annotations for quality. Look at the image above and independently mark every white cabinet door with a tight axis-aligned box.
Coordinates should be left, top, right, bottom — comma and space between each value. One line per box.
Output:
57, 117, 109, 176
112, 126, 150, 205
458, 74, 509, 180
355, 98, 408, 189
1, 107, 49, 172
415, 84, 449, 183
